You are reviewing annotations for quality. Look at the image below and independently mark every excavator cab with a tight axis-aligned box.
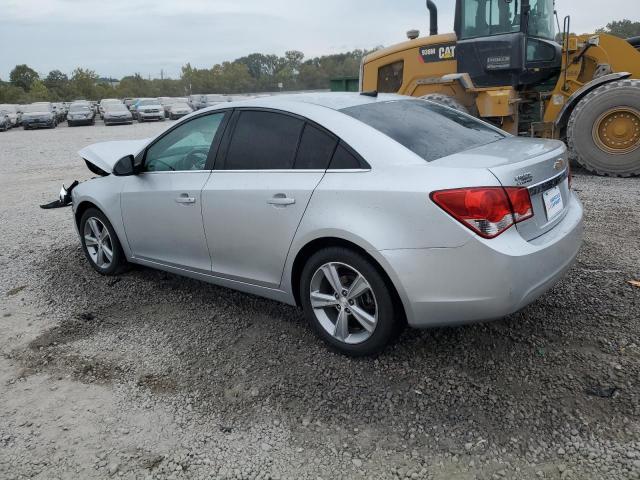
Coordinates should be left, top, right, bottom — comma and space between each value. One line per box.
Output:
454, 0, 562, 87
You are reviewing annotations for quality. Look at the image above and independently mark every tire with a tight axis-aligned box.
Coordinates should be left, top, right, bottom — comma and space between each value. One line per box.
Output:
67, 121, 74, 127
300, 247, 402, 356
138, 117, 144, 123
420, 93, 470, 114
567, 79, 640, 177
79, 208, 127, 276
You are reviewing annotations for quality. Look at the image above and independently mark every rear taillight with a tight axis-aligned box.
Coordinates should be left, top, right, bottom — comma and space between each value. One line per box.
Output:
431, 187, 533, 239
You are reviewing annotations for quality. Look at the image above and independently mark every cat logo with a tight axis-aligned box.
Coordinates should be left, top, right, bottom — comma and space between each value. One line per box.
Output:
420, 42, 457, 63
439, 46, 456, 60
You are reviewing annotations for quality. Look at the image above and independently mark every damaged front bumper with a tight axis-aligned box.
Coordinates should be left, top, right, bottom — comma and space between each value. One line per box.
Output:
40, 181, 79, 209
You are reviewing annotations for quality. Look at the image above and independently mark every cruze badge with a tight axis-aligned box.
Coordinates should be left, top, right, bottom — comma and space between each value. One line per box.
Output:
514, 172, 533, 186
554, 159, 565, 171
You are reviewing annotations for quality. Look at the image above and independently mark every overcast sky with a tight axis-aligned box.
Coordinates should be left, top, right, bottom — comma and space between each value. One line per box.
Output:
1, 0, 638, 80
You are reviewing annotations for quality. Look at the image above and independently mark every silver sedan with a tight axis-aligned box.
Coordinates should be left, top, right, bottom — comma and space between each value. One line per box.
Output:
65, 93, 583, 356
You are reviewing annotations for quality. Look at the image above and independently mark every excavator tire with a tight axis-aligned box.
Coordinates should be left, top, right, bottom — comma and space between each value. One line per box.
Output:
420, 93, 470, 114
567, 79, 640, 177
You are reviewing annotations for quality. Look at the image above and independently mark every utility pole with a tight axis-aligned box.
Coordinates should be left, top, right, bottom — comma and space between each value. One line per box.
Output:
161, 69, 164, 80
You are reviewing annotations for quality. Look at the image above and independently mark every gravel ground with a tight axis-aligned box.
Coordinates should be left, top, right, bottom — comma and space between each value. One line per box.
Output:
0, 120, 639, 480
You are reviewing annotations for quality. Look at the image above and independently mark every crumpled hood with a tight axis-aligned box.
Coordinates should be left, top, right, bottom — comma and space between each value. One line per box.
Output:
79, 139, 150, 174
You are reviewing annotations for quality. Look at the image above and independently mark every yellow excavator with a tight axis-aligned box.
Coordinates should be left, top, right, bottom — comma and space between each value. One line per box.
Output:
360, 0, 640, 176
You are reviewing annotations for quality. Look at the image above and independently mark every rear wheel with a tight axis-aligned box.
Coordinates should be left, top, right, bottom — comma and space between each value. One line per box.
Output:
567, 79, 640, 177
420, 93, 470, 114
300, 247, 401, 356
79, 208, 126, 275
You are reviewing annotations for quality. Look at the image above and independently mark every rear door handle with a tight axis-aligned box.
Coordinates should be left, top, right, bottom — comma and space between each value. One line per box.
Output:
267, 194, 295, 206
175, 194, 196, 204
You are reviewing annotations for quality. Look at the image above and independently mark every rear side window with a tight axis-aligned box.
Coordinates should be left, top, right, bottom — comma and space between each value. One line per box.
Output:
294, 124, 338, 169
223, 111, 304, 170
341, 100, 505, 162
329, 143, 363, 169
377, 61, 404, 93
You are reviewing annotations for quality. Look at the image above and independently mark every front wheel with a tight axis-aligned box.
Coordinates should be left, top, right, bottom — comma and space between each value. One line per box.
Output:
567, 79, 640, 177
300, 247, 401, 356
79, 208, 127, 275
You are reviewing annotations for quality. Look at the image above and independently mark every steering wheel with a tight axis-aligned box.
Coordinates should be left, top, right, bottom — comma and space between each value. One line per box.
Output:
177, 148, 209, 171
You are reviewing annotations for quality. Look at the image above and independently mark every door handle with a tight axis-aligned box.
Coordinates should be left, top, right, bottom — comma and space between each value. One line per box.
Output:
267, 194, 295, 206
175, 194, 196, 205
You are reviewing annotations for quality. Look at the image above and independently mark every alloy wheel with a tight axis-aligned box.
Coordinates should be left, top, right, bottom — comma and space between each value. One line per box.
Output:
309, 262, 378, 345
83, 217, 114, 269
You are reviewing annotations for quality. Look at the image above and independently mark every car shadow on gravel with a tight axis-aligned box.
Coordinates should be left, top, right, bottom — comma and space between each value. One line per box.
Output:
13, 242, 640, 458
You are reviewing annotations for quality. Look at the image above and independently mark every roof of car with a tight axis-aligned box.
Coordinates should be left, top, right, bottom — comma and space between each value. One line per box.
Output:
215, 92, 411, 112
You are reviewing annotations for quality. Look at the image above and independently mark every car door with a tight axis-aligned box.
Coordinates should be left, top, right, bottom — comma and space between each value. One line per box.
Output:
121, 111, 229, 272
202, 109, 339, 288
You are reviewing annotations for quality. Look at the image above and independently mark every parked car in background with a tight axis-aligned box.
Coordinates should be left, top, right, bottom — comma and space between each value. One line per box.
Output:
99, 99, 122, 119
103, 103, 133, 126
188, 94, 206, 111
0, 104, 20, 127
201, 94, 232, 109
64, 93, 583, 355
67, 102, 96, 126
0, 111, 10, 131
167, 102, 193, 120
53, 103, 68, 122
161, 97, 188, 118
135, 98, 164, 122
21, 103, 57, 129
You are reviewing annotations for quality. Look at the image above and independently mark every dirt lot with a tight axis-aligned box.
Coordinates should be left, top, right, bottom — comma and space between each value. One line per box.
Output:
0, 120, 639, 480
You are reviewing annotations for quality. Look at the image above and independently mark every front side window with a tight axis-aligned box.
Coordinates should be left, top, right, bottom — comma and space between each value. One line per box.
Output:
144, 113, 225, 172
460, 0, 521, 39
222, 111, 304, 170
341, 100, 505, 163
377, 61, 404, 93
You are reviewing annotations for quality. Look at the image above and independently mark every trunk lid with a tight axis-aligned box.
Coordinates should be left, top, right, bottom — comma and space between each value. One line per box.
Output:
431, 137, 571, 241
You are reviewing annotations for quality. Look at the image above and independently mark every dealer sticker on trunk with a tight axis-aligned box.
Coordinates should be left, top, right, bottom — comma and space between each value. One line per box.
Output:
543, 186, 564, 220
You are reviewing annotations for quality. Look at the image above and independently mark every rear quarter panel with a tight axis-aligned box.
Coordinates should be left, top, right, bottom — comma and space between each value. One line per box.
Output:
282, 163, 501, 295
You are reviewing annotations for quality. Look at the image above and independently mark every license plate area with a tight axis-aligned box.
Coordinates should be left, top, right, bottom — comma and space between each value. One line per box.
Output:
542, 186, 563, 220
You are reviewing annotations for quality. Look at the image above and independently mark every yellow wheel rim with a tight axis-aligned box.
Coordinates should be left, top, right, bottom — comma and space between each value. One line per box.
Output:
592, 107, 640, 155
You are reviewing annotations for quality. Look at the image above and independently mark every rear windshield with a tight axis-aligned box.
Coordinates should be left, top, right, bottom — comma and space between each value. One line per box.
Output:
340, 100, 505, 162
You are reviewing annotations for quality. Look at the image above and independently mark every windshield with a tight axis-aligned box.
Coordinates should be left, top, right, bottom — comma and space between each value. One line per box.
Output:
460, 0, 555, 40
138, 99, 159, 106
105, 103, 128, 112
70, 104, 90, 112
341, 100, 505, 163
172, 103, 190, 109
23, 104, 51, 113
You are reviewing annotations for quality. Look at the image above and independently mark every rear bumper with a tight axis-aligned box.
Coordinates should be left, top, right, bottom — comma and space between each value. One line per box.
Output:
381, 192, 584, 328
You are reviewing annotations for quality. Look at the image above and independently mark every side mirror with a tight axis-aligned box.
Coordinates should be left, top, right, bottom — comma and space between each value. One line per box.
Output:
113, 154, 136, 176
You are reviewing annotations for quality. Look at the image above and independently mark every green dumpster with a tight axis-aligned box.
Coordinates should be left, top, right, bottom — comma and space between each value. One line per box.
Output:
330, 77, 360, 92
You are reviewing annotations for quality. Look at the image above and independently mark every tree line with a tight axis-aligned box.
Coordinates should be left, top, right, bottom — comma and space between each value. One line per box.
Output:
0, 49, 368, 104
1, 18, 637, 105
